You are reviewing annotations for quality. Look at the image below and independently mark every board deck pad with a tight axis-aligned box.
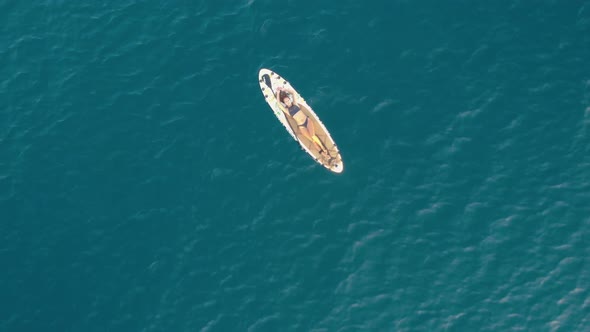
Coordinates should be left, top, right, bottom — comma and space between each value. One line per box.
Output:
258, 68, 344, 173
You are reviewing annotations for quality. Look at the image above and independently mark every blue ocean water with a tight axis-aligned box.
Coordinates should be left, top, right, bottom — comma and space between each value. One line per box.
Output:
1, 1, 589, 331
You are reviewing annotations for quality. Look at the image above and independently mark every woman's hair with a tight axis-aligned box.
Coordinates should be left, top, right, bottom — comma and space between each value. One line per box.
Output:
279, 91, 289, 102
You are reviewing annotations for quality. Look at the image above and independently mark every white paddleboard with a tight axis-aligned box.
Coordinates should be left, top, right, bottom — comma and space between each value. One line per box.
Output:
258, 68, 343, 173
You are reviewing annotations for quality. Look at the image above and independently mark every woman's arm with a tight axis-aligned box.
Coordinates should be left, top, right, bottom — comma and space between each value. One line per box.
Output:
285, 87, 298, 105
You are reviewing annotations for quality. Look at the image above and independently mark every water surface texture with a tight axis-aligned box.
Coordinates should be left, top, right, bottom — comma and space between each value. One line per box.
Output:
1, 1, 589, 331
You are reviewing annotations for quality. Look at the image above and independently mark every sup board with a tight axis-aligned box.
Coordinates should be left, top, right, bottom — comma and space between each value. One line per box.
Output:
258, 68, 343, 173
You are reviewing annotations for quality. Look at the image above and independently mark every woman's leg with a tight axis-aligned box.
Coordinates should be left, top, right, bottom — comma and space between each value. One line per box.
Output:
306, 120, 327, 152
299, 126, 324, 152
306, 119, 316, 137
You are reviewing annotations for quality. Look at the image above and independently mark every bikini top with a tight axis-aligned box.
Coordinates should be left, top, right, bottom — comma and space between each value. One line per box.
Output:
288, 104, 301, 116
